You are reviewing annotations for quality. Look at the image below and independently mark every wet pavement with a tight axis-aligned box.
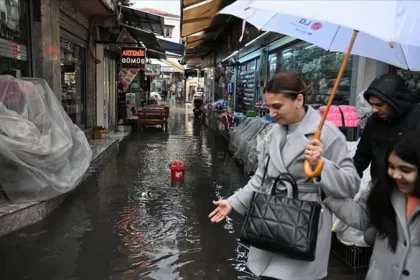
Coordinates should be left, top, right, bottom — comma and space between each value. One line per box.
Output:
0, 106, 366, 280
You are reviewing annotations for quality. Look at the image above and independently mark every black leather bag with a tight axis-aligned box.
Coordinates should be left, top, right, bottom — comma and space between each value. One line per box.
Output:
239, 158, 322, 261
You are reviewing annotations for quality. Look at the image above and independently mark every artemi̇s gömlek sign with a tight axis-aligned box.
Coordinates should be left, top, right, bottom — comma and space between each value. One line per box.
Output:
121, 47, 146, 69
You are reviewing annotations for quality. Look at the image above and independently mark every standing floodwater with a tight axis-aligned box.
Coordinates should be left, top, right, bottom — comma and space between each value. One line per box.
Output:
0, 106, 364, 280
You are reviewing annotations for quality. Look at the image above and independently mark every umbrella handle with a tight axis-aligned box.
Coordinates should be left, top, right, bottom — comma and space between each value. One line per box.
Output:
304, 130, 324, 178
304, 30, 359, 178
304, 159, 325, 178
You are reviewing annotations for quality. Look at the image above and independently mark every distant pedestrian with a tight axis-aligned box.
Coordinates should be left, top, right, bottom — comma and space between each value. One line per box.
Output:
170, 92, 176, 106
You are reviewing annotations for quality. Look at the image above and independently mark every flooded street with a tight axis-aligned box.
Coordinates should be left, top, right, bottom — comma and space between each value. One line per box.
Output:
0, 106, 365, 280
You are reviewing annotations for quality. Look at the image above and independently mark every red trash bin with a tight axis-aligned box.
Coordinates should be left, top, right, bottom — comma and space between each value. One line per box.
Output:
169, 161, 185, 181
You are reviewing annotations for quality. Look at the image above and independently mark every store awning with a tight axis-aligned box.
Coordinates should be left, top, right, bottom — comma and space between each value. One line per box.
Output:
182, 0, 225, 37
157, 39, 185, 56
120, 6, 165, 36
121, 24, 166, 57
181, 0, 235, 60
149, 59, 183, 73
164, 58, 185, 73
148, 49, 167, 60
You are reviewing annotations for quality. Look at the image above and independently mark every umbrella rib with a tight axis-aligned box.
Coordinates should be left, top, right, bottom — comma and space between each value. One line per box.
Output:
260, 13, 277, 32
399, 43, 410, 70
328, 25, 341, 52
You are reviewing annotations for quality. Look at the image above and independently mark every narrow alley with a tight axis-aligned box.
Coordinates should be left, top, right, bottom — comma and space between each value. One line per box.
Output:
0, 106, 365, 280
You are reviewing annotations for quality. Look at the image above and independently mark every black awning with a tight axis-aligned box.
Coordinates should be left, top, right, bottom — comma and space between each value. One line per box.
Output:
120, 6, 165, 36
121, 24, 166, 59
147, 49, 167, 60
157, 39, 185, 56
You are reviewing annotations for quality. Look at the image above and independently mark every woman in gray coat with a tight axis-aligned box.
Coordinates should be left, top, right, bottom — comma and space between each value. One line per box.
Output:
209, 72, 360, 280
325, 130, 420, 280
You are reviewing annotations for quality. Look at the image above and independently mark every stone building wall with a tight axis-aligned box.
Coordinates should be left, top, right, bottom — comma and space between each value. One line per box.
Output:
32, 0, 98, 138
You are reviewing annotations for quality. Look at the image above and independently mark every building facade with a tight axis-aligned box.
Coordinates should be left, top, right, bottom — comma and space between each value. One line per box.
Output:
0, 0, 117, 139
139, 8, 181, 44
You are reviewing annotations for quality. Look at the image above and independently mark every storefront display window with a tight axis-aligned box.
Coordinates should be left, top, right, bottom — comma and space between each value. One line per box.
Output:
0, 0, 30, 77
271, 42, 353, 105
236, 58, 259, 112
61, 39, 86, 128
268, 53, 277, 80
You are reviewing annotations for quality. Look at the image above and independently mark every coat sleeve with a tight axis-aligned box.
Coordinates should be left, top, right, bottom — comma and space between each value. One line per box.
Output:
324, 196, 370, 231
317, 133, 360, 198
353, 120, 373, 178
227, 134, 269, 215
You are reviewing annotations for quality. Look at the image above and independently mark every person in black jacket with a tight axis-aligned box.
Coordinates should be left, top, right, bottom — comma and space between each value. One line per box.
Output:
353, 74, 420, 179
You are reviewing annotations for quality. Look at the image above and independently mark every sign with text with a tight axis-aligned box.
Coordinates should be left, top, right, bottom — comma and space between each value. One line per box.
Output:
121, 47, 146, 69
145, 64, 161, 76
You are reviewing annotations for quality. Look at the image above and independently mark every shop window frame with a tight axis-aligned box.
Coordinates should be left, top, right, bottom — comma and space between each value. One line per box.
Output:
60, 32, 88, 129
268, 40, 358, 106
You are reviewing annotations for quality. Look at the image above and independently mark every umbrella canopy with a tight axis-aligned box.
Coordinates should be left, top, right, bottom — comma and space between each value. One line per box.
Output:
250, 0, 420, 47
219, 1, 420, 70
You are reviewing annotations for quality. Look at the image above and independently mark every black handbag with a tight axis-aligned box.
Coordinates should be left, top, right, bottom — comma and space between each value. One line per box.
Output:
239, 157, 322, 261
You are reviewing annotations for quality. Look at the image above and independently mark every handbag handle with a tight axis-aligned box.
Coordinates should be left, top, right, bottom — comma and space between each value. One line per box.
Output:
259, 156, 271, 192
271, 173, 299, 199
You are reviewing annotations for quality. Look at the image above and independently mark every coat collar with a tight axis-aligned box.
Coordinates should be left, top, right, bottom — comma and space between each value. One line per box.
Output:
266, 106, 321, 173
294, 106, 321, 136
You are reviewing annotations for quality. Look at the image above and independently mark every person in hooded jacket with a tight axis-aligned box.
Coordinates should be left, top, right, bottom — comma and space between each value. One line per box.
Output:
353, 74, 420, 180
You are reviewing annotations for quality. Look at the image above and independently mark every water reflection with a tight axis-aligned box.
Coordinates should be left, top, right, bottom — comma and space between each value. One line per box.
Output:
0, 106, 364, 280
0, 106, 249, 280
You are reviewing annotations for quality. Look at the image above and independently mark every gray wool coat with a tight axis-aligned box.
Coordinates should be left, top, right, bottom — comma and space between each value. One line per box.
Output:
325, 188, 420, 280
227, 106, 360, 280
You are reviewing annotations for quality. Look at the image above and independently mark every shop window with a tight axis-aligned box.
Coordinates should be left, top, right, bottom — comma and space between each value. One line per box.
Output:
237, 58, 258, 112
0, 0, 30, 77
270, 41, 353, 105
268, 53, 277, 80
164, 25, 174, 38
60, 39, 86, 128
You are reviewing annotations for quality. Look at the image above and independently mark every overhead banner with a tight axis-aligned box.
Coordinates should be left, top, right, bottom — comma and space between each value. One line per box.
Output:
145, 64, 161, 76
121, 47, 146, 69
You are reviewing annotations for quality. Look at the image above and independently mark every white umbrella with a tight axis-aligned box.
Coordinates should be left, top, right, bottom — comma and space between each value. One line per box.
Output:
250, 0, 420, 47
219, 0, 420, 177
219, 1, 420, 70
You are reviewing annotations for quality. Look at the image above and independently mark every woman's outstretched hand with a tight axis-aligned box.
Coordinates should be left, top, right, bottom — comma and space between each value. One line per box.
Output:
209, 200, 232, 223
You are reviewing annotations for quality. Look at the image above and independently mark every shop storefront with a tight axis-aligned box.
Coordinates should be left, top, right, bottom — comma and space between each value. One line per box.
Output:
103, 55, 117, 130
203, 67, 214, 105
60, 37, 87, 128
268, 41, 354, 106
60, 9, 90, 130
116, 47, 146, 123
0, 0, 30, 77
236, 57, 261, 112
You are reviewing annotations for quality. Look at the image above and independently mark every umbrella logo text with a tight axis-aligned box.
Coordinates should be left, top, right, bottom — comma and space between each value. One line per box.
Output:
299, 18, 311, 26
298, 18, 322, 31
311, 22, 322, 31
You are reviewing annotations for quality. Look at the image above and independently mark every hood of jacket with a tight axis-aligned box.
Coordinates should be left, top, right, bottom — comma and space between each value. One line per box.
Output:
364, 74, 418, 117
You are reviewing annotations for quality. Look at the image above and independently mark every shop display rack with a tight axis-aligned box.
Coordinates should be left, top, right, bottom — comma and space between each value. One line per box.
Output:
237, 70, 256, 112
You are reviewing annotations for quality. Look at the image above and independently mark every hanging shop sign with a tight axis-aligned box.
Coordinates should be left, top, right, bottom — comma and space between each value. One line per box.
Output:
121, 47, 146, 69
161, 66, 180, 73
145, 64, 161, 76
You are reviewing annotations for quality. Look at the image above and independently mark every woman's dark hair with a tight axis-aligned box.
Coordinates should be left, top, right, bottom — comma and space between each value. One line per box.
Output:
367, 129, 420, 252
264, 72, 312, 100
